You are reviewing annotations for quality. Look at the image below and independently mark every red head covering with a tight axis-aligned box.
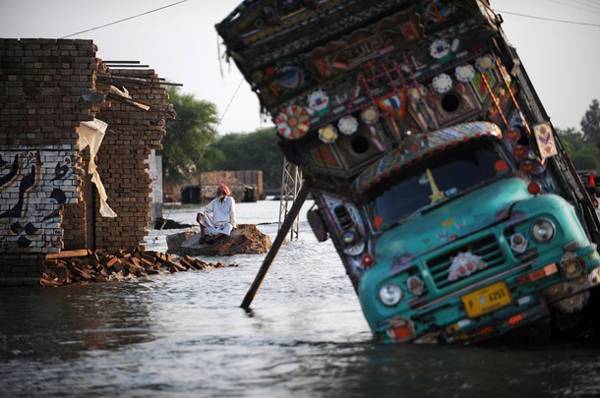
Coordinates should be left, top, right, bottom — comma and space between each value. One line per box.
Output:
218, 183, 231, 196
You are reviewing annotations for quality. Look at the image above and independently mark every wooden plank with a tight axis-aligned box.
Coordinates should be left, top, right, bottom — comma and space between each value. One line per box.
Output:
106, 256, 119, 267
139, 257, 155, 268
46, 249, 90, 260
241, 183, 308, 309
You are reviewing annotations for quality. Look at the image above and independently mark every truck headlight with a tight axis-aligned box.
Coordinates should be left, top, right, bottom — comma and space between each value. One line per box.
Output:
379, 284, 403, 306
531, 218, 555, 243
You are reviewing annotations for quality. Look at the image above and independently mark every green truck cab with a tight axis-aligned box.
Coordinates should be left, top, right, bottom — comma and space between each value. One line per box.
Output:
353, 122, 600, 343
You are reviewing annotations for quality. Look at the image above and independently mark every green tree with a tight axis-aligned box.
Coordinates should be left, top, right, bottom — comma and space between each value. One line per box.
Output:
572, 151, 598, 170
556, 127, 583, 155
581, 99, 600, 145
556, 122, 600, 171
163, 89, 221, 185
209, 128, 284, 189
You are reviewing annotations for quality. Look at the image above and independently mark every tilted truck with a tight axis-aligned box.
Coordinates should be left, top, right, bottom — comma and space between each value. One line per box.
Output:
217, 0, 600, 343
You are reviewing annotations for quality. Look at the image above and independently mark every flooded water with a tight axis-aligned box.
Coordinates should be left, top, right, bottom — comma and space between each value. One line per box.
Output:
1, 201, 600, 397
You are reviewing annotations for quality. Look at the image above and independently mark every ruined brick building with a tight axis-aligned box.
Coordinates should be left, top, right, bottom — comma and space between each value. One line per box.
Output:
0, 38, 174, 285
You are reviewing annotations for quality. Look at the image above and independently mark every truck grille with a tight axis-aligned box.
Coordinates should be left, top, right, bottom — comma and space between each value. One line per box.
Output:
426, 235, 505, 289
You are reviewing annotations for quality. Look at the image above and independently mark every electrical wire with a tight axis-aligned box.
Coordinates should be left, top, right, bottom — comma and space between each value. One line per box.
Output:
55, 0, 599, 130
572, 0, 600, 11
217, 78, 245, 127
562, 0, 600, 10
544, 0, 600, 14
60, 0, 189, 38
496, 9, 600, 27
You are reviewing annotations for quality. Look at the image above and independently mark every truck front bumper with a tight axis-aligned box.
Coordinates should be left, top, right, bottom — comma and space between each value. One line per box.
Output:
373, 247, 600, 344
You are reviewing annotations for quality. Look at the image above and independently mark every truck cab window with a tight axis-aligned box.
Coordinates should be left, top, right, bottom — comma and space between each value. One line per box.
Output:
371, 143, 504, 230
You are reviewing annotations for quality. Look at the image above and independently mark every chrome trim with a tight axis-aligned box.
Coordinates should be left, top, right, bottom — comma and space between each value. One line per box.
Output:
530, 218, 556, 243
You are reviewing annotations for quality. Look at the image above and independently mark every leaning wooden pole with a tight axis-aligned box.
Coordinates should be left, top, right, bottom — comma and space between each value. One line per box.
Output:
241, 183, 309, 309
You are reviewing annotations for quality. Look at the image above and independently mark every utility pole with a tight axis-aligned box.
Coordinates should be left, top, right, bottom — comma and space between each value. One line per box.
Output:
278, 158, 303, 241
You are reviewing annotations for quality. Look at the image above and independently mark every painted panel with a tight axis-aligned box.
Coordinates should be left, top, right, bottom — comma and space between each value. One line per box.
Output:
354, 121, 503, 193
0, 145, 79, 253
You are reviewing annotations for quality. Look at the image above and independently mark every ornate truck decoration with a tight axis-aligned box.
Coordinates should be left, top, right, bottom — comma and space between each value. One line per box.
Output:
217, 0, 600, 344
447, 252, 487, 282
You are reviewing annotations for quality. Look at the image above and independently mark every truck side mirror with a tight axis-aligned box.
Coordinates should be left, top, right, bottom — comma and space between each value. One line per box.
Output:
307, 208, 328, 242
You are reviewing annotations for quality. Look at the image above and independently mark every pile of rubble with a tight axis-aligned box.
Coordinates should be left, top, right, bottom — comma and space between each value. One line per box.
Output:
41, 249, 236, 287
209, 224, 272, 256
167, 224, 272, 256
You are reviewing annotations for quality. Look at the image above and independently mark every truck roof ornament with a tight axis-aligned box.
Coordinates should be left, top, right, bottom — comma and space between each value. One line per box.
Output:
354, 121, 502, 193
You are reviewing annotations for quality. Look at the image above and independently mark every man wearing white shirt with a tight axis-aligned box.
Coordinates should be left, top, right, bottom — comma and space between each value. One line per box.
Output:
196, 183, 237, 243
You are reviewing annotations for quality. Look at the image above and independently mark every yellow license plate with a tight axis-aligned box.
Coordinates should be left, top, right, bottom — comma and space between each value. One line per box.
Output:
461, 282, 512, 318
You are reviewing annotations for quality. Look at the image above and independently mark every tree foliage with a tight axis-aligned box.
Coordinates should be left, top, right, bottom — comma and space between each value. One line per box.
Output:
209, 128, 284, 189
555, 127, 583, 154
581, 99, 600, 144
163, 89, 220, 184
557, 99, 600, 171
162, 94, 600, 191
162, 90, 284, 190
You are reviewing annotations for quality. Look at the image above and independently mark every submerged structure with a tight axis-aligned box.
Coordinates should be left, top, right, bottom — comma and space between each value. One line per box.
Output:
217, 1, 600, 343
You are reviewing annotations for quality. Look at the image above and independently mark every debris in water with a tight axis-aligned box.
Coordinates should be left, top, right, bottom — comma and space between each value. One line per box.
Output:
167, 224, 272, 256
41, 249, 237, 287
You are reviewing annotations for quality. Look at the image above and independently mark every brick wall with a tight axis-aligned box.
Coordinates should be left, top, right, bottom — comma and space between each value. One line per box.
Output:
0, 38, 98, 146
62, 149, 92, 250
93, 68, 173, 250
0, 38, 173, 285
0, 38, 98, 285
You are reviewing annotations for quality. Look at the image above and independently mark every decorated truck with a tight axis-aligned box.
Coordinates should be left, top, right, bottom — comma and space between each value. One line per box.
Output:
217, 0, 600, 343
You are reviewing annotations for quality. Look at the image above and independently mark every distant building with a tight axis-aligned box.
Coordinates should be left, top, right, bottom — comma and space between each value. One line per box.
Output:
178, 170, 264, 204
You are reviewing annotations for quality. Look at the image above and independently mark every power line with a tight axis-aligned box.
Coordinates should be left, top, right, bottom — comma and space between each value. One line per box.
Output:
544, 0, 600, 14
565, 0, 600, 10
573, 0, 600, 10
218, 78, 245, 127
497, 9, 600, 27
60, 0, 189, 39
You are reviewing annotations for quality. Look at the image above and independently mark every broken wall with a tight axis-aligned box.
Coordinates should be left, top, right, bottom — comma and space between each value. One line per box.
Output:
92, 68, 173, 250
0, 38, 173, 285
0, 38, 98, 285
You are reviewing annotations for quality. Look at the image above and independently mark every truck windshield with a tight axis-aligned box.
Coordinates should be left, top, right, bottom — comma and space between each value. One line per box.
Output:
370, 143, 507, 230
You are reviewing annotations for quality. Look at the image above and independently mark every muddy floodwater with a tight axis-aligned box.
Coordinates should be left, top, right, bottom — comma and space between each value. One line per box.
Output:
2, 201, 600, 397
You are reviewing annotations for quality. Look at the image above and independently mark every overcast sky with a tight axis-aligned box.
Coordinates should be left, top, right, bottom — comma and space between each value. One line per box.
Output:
1, 0, 599, 134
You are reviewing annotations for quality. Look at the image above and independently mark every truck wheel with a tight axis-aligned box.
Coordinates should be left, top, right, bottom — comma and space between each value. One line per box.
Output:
553, 291, 590, 314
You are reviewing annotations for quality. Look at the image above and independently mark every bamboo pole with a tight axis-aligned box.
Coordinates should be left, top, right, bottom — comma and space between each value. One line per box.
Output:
241, 183, 309, 309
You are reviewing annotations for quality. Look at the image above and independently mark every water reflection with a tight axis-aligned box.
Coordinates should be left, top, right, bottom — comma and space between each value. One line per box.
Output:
1, 202, 600, 397
0, 283, 156, 360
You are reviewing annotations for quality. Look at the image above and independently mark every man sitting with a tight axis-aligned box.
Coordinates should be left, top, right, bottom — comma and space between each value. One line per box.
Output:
196, 183, 237, 243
